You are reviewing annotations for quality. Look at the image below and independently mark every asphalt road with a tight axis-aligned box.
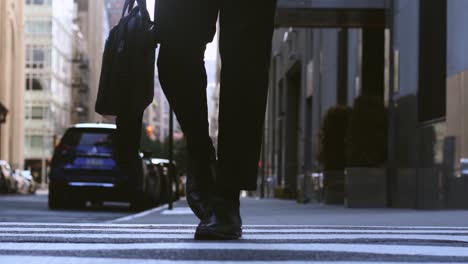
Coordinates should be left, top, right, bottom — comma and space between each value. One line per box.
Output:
0, 194, 135, 223
4, 194, 468, 263
3, 222, 468, 263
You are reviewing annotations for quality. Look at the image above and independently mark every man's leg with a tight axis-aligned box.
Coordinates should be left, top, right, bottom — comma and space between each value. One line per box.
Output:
156, 0, 219, 222
157, 43, 216, 220
217, 0, 277, 191
195, 0, 277, 240
115, 113, 144, 199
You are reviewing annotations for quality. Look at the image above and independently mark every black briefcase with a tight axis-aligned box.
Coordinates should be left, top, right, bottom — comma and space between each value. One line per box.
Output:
95, 0, 158, 116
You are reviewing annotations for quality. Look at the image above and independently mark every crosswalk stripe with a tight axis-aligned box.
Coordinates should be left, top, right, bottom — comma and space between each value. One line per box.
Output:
2, 241, 468, 257
5, 256, 452, 264
3, 222, 468, 230
2, 223, 468, 263
3, 227, 468, 234
2, 232, 468, 242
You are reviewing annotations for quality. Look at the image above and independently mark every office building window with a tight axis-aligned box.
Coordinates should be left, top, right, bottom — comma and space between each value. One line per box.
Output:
25, 76, 51, 91
25, 135, 44, 149
26, 0, 52, 5
25, 105, 50, 120
31, 107, 44, 120
25, 21, 52, 35
26, 45, 51, 69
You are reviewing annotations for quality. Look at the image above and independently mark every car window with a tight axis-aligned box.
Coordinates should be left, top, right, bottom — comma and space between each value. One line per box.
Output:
79, 133, 112, 146
61, 129, 115, 146
60, 128, 115, 155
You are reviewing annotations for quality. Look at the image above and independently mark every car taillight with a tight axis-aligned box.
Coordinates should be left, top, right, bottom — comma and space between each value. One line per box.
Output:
52, 144, 75, 165
55, 144, 72, 154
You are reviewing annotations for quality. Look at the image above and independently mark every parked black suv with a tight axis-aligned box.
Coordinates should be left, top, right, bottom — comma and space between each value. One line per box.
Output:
48, 123, 165, 210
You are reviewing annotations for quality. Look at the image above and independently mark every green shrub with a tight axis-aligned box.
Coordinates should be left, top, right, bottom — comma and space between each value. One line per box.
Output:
346, 95, 387, 167
317, 105, 353, 171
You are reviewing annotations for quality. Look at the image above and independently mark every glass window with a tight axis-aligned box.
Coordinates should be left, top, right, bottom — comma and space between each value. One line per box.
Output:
32, 79, 42, 90
30, 136, 44, 148
26, 0, 52, 5
25, 21, 52, 35
33, 49, 44, 62
26, 72, 51, 91
31, 107, 44, 120
26, 135, 44, 149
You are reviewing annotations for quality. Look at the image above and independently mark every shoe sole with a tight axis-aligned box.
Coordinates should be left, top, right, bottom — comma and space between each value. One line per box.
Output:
194, 229, 242, 240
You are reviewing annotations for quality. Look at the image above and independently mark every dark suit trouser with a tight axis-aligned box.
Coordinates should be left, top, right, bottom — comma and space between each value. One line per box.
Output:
115, 113, 143, 193
157, 0, 276, 190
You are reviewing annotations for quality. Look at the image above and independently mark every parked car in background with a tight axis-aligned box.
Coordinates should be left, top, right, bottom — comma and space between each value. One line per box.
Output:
150, 158, 180, 203
21, 170, 37, 194
0, 160, 15, 193
48, 123, 165, 210
12, 170, 36, 194
12, 170, 29, 194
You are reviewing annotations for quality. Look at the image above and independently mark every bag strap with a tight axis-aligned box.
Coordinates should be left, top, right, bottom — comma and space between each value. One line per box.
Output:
121, 0, 154, 21
121, 0, 134, 18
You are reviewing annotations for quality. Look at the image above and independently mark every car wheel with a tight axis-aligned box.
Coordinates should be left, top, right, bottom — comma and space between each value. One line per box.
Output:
48, 188, 65, 210
0, 176, 7, 193
70, 199, 87, 209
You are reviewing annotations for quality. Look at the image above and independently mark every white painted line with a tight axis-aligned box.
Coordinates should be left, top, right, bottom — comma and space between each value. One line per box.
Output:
4, 222, 468, 231
4, 227, 468, 234
107, 204, 169, 223
3, 242, 468, 257
161, 207, 194, 215
4, 222, 468, 230
243, 225, 468, 230
4, 233, 468, 242
1, 256, 449, 264
0, 223, 197, 227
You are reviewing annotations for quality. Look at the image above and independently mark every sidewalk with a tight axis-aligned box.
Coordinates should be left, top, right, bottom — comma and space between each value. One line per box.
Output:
114, 198, 468, 227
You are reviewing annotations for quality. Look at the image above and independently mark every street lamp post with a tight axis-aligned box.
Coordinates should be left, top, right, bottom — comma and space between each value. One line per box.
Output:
167, 108, 174, 210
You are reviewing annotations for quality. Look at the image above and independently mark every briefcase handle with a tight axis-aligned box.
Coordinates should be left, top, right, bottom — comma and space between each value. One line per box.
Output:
121, 0, 156, 21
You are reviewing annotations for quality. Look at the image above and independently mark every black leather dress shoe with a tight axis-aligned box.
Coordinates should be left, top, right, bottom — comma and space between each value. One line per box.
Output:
186, 162, 216, 220
194, 196, 242, 240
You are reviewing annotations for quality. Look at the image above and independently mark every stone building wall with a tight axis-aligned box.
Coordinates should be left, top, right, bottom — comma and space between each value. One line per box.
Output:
0, 0, 25, 168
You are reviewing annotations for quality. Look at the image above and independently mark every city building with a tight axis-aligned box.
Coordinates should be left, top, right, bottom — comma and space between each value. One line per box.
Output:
24, 0, 76, 179
77, 0, 108, 123
142, 74, 172, 142
0, 0, 25, 169
70, 16, 90, 124
262, 0, 468, 209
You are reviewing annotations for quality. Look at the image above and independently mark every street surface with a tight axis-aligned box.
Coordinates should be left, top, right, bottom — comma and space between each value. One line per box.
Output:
4, 194, 468, 262
0, 194, 134, 223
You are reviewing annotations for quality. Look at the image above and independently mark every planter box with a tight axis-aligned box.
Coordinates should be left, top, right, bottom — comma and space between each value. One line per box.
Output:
323, 171, 345, 204
345, 168, 387, 208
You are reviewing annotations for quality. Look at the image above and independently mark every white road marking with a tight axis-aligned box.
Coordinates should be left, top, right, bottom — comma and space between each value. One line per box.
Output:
4, 232, 468, 242
161, 207, 194, 215
2, 256, 455, 264
0, 222, 197, 227
106, 205, 169, 223
2, 242, 468, 257
3, 224, 468, 262
2, 227, 468, 234
3, 222, 468, 230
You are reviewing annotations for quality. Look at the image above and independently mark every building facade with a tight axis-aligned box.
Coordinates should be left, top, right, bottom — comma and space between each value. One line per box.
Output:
70, 17, 90, 125
83, 0, 108, 123
263, 0, 468, 208
0, 0, 25, 169
142, 75, 172, 143
24, 0, 75, 178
